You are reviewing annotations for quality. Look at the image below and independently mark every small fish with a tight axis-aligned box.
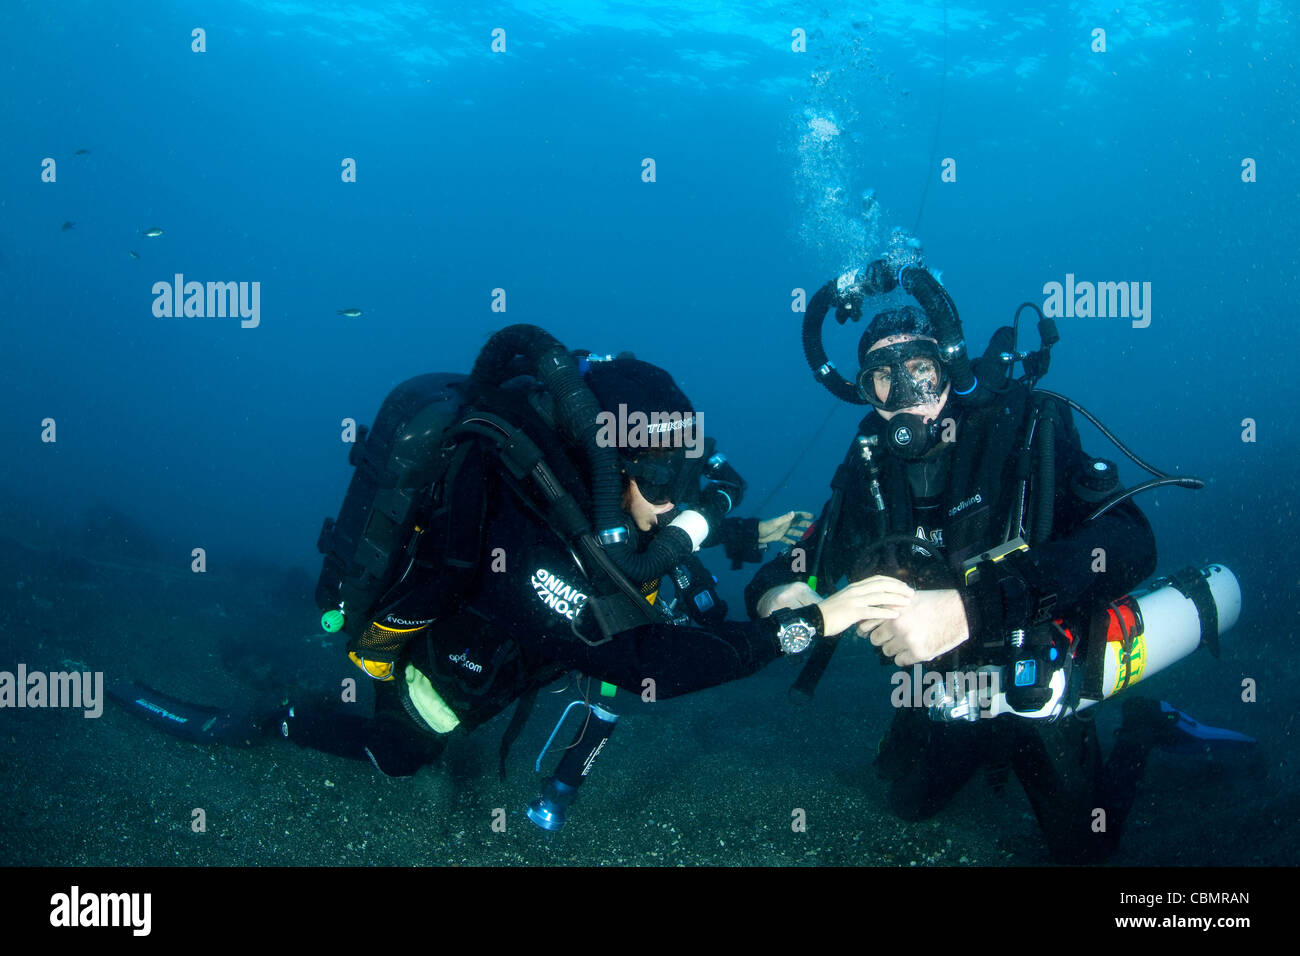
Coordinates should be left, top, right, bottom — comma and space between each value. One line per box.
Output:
142, 227, 164, 238
129, 250, 140, 259
61, 221, 75, 231
336, 308, 363, 318
74, 148, 90, 156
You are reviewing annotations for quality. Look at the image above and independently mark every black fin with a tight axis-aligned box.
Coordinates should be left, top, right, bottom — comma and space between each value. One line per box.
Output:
107, 680, 251, 745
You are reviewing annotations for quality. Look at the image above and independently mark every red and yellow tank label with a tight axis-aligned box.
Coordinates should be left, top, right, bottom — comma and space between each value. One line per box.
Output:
1108, 633, 1147, 694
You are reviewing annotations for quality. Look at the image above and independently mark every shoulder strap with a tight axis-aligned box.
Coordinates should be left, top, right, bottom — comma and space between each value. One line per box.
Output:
453, 401, 665, 646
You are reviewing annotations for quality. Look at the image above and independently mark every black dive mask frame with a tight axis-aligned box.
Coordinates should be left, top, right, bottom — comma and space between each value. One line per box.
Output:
626, 437, 747, 510
626, 447, 696, 505
857, 339, 950, 412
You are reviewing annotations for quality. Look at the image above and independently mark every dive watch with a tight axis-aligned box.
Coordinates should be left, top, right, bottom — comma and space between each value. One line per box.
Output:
771, 607, 819, 655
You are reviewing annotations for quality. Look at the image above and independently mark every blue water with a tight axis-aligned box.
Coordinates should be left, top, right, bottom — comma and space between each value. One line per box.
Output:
2, 1, 1296, 865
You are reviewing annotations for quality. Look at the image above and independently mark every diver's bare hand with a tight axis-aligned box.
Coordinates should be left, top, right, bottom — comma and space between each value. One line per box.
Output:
757, 510, 815, 547
817, 575, 914, 638
862, 588, 969, 665
756, 581, 821, 618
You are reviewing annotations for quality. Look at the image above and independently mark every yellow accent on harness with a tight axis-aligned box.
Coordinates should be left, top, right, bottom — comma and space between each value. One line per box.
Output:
348, 652, 395, 681
645, 589, 658, 605
404, 664, 461, 733
961, 536, 1031, 584
373, 623, 425, 634
347, 621, 431, 682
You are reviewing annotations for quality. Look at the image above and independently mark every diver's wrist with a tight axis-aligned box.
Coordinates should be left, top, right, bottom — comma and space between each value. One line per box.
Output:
669, 509, 711, 551
770, 605, 823, 655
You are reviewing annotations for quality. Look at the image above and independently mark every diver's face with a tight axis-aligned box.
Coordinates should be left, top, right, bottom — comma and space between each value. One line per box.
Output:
625, 478, 675, 532
867, 334, 951, 423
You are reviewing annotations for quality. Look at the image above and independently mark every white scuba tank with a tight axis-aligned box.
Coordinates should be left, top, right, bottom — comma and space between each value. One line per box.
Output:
929, 564, 1241, 721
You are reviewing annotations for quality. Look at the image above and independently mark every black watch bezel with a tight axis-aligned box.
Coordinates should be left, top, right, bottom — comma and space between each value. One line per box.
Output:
772, 607, 817, 654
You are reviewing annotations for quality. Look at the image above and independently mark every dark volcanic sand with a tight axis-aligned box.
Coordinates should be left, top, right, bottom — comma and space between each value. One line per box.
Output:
1, 537, 1292, 867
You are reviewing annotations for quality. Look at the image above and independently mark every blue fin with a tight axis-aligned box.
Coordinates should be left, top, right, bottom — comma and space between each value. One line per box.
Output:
1157, 700, 1256, 755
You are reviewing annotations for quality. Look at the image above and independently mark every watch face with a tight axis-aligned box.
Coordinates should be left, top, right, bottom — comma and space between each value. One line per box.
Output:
779, 621, 814, 654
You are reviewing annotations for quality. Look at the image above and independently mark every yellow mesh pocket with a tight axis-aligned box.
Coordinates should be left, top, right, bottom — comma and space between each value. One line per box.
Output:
347, 621, 428, 680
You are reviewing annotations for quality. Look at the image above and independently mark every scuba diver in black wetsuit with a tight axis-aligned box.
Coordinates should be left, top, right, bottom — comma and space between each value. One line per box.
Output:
112, 325, 901, 816
745, 260, 1255, 863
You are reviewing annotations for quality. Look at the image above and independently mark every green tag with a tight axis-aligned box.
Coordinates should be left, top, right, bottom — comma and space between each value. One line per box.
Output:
321, 609, 345, 633
599, 681, 617, 698
807, 575, 819, 593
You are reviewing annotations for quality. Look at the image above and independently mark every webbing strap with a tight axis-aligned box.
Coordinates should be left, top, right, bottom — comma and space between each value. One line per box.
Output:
1168, 566, 1220, 659
1081, 610, 1109, 701
499, 687, 539, 781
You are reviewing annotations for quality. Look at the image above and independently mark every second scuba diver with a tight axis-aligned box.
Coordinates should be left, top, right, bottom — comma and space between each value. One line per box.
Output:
747, 260, 1255, 863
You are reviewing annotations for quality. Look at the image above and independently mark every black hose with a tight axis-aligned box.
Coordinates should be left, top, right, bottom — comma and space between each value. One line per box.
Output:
1087, 476, 1204, 522
1003, 389, 1048, 542
801, 261, 903, 402
802, 282, 867, 405
469, 324, 697, 585
469, 324, 563, 402
1032, 389, 1195, 482
898, 265, 980, 399
1031, 401, 1056, 545
1026, 388, 1205, 522
1010, 302, 1033, 358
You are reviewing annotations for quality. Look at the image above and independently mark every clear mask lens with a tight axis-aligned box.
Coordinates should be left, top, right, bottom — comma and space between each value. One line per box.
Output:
858, 342, 948, 411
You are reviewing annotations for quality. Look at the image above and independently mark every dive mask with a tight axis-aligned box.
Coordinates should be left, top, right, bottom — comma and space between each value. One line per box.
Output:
626, 438, 741, 508
857, 339, 949, 412
625, 447, 697, 506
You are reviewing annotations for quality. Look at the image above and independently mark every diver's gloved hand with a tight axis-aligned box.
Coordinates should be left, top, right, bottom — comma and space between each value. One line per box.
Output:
818, 575, 915, 639
757, 511, 814, 548
664, 508, 712, 552
674, 485, 735, 551
756, 581, 821, 619
861, 586, 969, 666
